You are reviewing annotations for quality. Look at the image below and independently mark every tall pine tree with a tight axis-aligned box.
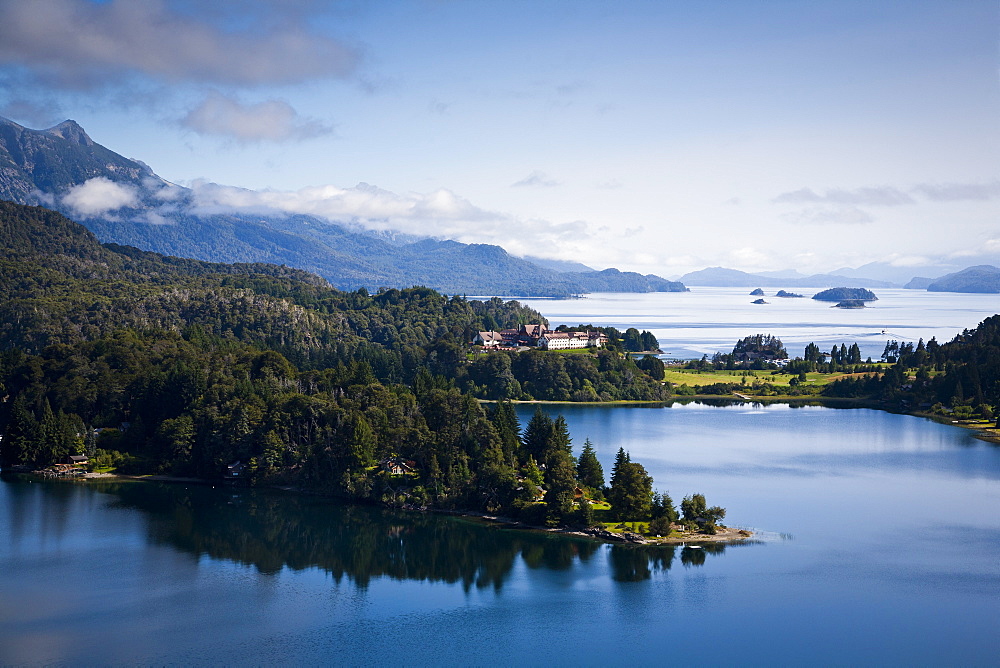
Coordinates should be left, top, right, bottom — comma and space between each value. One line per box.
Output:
576, 438, 604, 491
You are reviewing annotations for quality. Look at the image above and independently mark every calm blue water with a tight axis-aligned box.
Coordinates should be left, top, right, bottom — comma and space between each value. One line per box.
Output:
3, 402, 999, 665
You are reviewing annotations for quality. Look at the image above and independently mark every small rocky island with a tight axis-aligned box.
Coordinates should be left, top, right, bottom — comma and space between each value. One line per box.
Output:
752, 298, 768, 304
775, 290, 804, 298
750, 288, 765, 296
833, 299, 867, 309
812, 287, 878, 302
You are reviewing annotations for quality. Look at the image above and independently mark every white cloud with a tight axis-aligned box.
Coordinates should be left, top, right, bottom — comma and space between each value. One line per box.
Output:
887, 255, 932, 268
189, 180, 498, 227
779, 206, 874, 225
181, 178, 605, 262
512, 171, 560, 188
62, 177, 138, 216
181, 91, 332, 142
29, 190, 56, 207
0, 0, 358, 89
912, 181, 1000, 202
726, 247, 771, 271
137, 210, 173, 225
774, 186, 914, 206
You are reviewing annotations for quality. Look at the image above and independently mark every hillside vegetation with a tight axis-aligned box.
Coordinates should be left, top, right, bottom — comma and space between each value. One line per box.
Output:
0, 201, 672, 528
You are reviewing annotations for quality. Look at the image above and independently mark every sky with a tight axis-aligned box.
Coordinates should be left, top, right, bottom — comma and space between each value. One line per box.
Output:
0, 0, 998, 277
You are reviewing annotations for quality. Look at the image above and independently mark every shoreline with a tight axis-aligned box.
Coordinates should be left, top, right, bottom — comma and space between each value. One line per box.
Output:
11, 398, 990, 547
432, 508, 753, 545
8, 470, 755, 547
482, 395, 1000, 444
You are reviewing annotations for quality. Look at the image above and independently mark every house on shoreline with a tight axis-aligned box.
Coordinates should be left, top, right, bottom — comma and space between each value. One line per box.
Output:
474, 324, 608, 350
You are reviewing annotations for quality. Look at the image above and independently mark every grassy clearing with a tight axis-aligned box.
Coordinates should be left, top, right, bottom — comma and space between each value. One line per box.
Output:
664, 367, 879, 389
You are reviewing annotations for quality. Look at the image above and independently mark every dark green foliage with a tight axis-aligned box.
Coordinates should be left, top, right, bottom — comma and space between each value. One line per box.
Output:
680, 493, 726, 534
732, 334, 787, 361
636, 354, 665, 380
0, 199, 684, 528
812, 287, 878, 302
573, 497, 596, 528
544, 447, 578, 526
822, 316, 1000, 409
522, 409, 554, 463
608, 449, 653, 521
576, 438, 605, 492
621, 328, 660, 352
488, 400, 522, 466
651, 491, 678, 524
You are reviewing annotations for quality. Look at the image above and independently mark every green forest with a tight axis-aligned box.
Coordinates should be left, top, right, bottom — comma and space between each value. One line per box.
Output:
2, 200, 996, 530
0, 201, 677, 529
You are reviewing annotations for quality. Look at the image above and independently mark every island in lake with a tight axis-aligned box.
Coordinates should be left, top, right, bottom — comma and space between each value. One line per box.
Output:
812, 287, 878, 302
833, 299, 867, 309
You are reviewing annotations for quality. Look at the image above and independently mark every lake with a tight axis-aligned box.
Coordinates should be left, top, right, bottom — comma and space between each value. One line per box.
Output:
2, 402, 999, 665
516, 288, 1000, 360
2, 290, 1000, 665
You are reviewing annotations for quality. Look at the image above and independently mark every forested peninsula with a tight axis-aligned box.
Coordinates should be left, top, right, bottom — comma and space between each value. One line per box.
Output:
0, 201, 716, 539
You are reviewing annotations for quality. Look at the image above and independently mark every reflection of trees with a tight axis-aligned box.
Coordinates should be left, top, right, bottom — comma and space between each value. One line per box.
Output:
609, 542, 733, 581
81, 482, 741, 590
102, 482, 605, 590
680, 543, 727, 567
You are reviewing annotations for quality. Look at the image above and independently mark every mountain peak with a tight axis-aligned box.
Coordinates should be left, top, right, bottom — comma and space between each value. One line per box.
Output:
44, 119, 94, 146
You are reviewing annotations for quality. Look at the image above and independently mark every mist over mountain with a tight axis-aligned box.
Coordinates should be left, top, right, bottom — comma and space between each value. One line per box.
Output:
0, 118, 161, 202
0, 116, 685, 297
520, 255, 594, 273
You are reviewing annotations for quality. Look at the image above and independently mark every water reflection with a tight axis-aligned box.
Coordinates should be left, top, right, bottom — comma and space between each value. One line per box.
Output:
7, 478, 734, 589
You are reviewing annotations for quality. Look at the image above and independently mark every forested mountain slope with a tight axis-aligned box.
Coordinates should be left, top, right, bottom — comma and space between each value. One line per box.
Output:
0, 201, 670, 528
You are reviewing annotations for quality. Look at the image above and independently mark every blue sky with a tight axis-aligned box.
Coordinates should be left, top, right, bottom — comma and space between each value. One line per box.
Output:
0, 0, 997, 277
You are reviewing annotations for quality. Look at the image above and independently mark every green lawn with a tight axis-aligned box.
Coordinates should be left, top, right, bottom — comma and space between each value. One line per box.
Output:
664, 367, 877, 389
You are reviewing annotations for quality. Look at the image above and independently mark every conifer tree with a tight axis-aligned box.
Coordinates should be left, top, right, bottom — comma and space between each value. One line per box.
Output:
489, 400, 522, 465
545, 447, 577, 526
550, 416, 572, 460
609, 447, 629, 492
523, 408, 553, 462
576, 438, 605, 491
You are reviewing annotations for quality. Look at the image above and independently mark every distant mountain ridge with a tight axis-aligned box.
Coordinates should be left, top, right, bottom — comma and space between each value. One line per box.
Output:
926, 265, 1000, 294
0, 116, 686, 298
0, 118, 161, 202
520, 255, 594, 273
678, 266, 897, 289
